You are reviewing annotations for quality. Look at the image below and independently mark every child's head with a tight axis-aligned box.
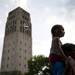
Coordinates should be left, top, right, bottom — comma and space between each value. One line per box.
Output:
51, 24, 65, 37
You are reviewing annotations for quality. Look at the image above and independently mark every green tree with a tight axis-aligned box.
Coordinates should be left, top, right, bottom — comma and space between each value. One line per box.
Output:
25, 55, 51, 75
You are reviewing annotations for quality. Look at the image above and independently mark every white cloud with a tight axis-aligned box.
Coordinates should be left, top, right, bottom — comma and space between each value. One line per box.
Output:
11, 0, 28, 10
1, 0, 75, 65
33, 40, 51, 56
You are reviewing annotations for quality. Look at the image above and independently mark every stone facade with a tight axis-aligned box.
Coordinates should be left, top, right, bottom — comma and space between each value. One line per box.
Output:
1, 7, 32, 73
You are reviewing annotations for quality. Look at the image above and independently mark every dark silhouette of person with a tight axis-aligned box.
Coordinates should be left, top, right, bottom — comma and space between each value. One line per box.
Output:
49, 24, 66, 75
62, 43, 75, 75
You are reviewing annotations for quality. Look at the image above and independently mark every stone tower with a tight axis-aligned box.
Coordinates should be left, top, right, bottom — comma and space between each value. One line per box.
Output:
1, 7, 32, 73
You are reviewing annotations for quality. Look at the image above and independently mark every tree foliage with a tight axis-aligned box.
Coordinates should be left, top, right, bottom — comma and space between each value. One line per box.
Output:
26, 55, 51, 75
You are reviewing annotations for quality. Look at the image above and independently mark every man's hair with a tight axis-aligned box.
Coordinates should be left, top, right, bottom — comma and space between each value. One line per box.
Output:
51, 24, 63, 37
61, 43, 75, 56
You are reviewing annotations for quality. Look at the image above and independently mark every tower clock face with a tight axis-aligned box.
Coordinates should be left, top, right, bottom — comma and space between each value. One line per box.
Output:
24, 23, 29, 31
24, 26, 29, 30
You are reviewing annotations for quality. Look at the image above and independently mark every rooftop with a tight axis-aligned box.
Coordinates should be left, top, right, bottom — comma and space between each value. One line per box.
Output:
9, 7, 30, 15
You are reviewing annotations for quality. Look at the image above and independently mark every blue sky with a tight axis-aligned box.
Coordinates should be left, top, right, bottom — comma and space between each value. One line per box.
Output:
0, 0, 75, 66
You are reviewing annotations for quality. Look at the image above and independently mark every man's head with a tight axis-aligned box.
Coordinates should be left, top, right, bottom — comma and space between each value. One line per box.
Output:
51, 24, 65, 37
62, 43, 75, 59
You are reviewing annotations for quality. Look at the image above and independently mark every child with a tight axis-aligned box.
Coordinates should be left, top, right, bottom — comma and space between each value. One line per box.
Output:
49, 24, 66, 75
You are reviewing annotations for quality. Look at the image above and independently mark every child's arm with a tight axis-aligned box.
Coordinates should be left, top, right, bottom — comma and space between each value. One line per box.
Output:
55, 37, 67, 59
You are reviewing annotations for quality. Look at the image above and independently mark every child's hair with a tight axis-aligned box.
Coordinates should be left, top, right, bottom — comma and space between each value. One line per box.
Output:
51, 24, 64, 37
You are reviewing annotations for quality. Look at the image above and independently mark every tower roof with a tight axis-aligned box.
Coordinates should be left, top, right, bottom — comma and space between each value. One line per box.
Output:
9, 7, 30, 16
